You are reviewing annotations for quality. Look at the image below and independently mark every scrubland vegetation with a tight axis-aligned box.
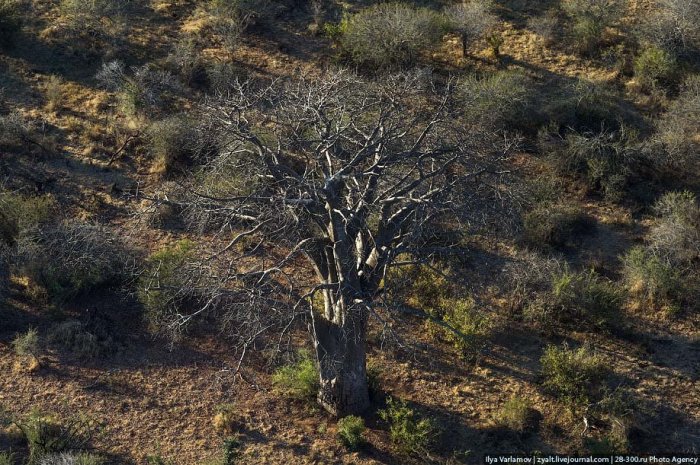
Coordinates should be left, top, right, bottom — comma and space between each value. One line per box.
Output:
0, 0, 698, 463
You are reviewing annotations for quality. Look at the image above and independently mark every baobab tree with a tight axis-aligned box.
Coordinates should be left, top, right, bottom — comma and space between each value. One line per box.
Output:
143, 70, 514, 416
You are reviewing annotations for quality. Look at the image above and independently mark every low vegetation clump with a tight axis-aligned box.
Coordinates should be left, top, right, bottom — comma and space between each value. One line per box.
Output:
12, 328, 41, 358
442, 298, 487, 360
147, 115, 197, 176
0, 0, 21, 48
560, 0, 625, 55
0, 112, 33, 149
656, 75, 700, 170
379, 397, 437, 455
622, 190, 699, 313
523, 204, 593, 250
637, 0, 700, 58
526, 269, 623, 329
0, 452, 14, 465
443, 1, 496, 58
634, 45, 678, 90
540, 344, 608, 411
540, 126, 641, 201
96, 61, 179, 117
339, 3, 445, 70
139, 239, 198, 334
337, 415, 365, 450
17, 412, 98, 465
47, 321, 105, 360
271, 350, 319, 401
459, 70, 537, 132
16, 222, 132, 303
494, 396, 533, 433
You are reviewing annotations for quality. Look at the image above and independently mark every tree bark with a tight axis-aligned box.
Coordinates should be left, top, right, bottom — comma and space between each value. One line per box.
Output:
312, 302, 370, 417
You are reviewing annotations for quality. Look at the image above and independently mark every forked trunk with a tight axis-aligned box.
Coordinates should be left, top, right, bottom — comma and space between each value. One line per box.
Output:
312, 302, 370, 416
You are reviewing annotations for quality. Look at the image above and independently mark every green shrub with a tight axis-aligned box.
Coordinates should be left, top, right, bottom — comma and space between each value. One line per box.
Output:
541, 126, 641, 201
47, 321, 104, 360
494, 396, 532, 433
634, 45, 678, 90
460, 70, 537, 132
526, 269, 622, 329
147, 116, 197, 175
12, 328, 40, 358
165, 39, 208, 89
18, 412, 98, 465
271, 349, 319, 400
649, 190, 700, 265
337, 415, 365, 450
379, 397, 436, 455
656, 75, 700, 169
0, 191, 55, 246
442, 298, 486, 360
385, 262, 451, 317
0, 452, 14, 465
16, 222, 132, 303
222, 436, 240, 465
0, 0, 21, 48
621, 246, 683, 312
561, 0, 625, 55
528, 9, 560, 46
540, 344, 607, 411
340, 3, 446, 70
523, 204, 593, 249
139, 239, 197, 333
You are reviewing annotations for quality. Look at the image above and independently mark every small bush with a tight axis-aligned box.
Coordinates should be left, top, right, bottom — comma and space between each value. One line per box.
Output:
340, 3, 446, 70
271, 350, 319, 400
561, 0, 625, 55
523, 204, 594, 250
622, 246, 684, 312
44, 76, 64, 112
46, 321, 104, 360
0, 191, 55, 246
528, 9, 560, 46
540, 344, 607, 411
0, 0, 21, 48
60, 0, 131, 26
212, 404, 238, 435
649, 190, 700, 265
379, 397, 436, 455
147, 116, 197, 176
526, 269, 623, 329
442, 298, 486, 360
39, 453, 105, 465
634, 45, 678, 90
222, 436, 240, 465
96, 61, 178, 117
459, 70, 537, 132
636, 0, 700, 57
0, 452, 14, 465
18, 413, 98, 465
540, 126, 641, 201
0, 112, 32, 149
337, 415, 365, 450
494, 396, 533, 433
139, 239, 198, 333
12, 328, 40, 358
165, 39, 208, 89
443, 1, 496, 57
656, 75, 700, 169
16, 222, 132, 303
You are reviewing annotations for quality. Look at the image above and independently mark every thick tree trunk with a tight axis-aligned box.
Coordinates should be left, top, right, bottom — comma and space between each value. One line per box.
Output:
312, 304, 370, 416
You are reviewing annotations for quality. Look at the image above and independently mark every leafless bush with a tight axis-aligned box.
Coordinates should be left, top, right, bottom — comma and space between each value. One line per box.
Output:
96, 61, 179, 115
443, 1, 496, 57
340, 3, 446, 70
15, 222, 135, 302
656, 75, 700, 169
165, 38, 208, 89
637, 0, 700, 57
0, 111, 31, 148
39, 453, 104, 465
